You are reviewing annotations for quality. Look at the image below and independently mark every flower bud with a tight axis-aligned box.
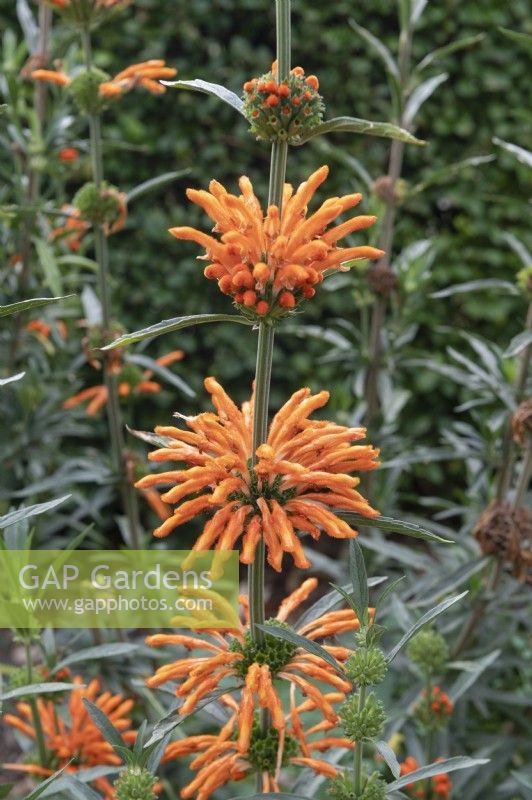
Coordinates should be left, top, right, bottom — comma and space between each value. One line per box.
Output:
74, 181, 124, 229
345, 647, 388, 686
114, 766, 158, 800
243, 64, 324, 144
339, 691, 386, 742
70, 67, 110, 114
407, 629, 449, 675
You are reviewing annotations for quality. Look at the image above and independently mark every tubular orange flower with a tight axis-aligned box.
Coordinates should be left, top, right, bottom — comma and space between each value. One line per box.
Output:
169, 165, 384, 320
26, 319, 67, 340
146, 578, 371, 742
63, 349, 184, 416
3, 676, 136, 799
162, 687, 352, 800
50, 204, 91, 252
135, 377, 379, 570
58, 146, 80, 162
31, 68, 71, 86
99, 60, 177, 97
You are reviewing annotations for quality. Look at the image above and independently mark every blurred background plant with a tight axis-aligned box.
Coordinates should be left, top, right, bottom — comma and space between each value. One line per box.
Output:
1, 0, 530, 798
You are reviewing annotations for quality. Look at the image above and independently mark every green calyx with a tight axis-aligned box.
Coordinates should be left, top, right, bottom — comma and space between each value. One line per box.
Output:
228, 464, 296, 513
70, 67, 109, 115
517, 265, 532, 299
243, 68, 324, 145
247, 722, 298, 773
339, 692, 386, 742
345, 648, 388, 687
74, 181, 122, 227
114, 767, 158, 800
407, 628, 449, 676
230, 619, 297, 678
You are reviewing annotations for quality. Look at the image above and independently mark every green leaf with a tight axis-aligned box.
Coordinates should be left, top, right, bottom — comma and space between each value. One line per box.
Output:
409, 155, 495, 194
102, 313, 254, 349
0, 495, 71, 530
295, 116, 425, 146
375, 740, 401, 778
257, 624, 345, 677
0, 785, 14, 798
387, 591, 468, 663
415, 34, 485, 72
493, 137, 532, 169
126, 169, 191, 203
504, 330, 532, 358
56, 254, 98, 272
404, 73, 448, 125
34, 238, 62, 297
385, 757, 489, 793
348, 19, 401, 112
0, 682, 80, 701
349, 539, 369, 625
83, 698, 126, 753
0, 295, 74, 318
162, 79, 245, 116
448, 649, 500, 703
375, 576, 405, 616
53, 643, 139, 674
0, 372, 25, 387
145, 730, 174, 773
227, 795, 312, 800
41, 776, 102, 800
125, 354, 196, 398
338, 513, 452, 544
20, 765, 70, 800
430, 279, 519, 299
295, 577, 387, 630
498, 27, 532, 47
329, 582, 362, 617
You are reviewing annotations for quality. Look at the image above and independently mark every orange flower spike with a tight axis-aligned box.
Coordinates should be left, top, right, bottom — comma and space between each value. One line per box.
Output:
31, 69, 71, 86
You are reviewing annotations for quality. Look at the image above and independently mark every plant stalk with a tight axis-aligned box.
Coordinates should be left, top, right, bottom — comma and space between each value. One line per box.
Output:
353, 685, 367, 795
25, 639, 47, 767
80, 26, 142, 549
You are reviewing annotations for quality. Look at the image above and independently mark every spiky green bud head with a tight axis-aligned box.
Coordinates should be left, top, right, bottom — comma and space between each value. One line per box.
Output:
517, 265, 532, 299
229, 619, 297, 678
74, 181, 121, 227
407, 629, 449, 675
360, 772, 387, 800
70, 67, 109, 115
346, 648, 388, 687
339, 691, 386, 742
327, 771, 356, 800
114, 767, 157, 800
247, 722, 298, 773
243, 67, 324, 145
117, 364, 144, 390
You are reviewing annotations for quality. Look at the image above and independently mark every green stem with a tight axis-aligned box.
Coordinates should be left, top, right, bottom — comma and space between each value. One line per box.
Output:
81, 26, 142, 549
353, 685, 367, 795
424, 675, 433, 797
25, 640, 47, 767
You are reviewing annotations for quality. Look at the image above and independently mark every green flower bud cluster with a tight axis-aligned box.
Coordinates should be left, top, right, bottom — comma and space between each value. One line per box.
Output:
407, 629, 449, 676
74, 181, 122, 227
229, 618, 297, 677
328, 770, 386, 800
340, 691, 386, 741
117, 363, 145, 390
70, 67, 110, 115
247, 722, 297, 773
346, 647, 388, 687
114, 767, 158, 800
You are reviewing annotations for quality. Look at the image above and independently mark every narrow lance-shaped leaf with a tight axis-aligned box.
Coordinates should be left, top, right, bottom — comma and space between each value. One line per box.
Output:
83, 698, 126, 752
415, 33, 485, 72
375, 740, 401, 778
126, 169, 191, 203
493, 137, 532, 169
0, 495, 71, 530
53, 643, 139, 674
0, 295, 74, 317
385, 757, 489, 793
227, 795, 313, 800
403, 73, 448, 125
409, 155, 495, 195
257, 624, 345, 677
504, 330, 532, 359
162, 79, 246, 116
0, 371, 25, 387
21, 764, 71, 800
0, 682, 81, 701
125, 353, 196, 398
348, 19, 401, 112
338, 512, 452, 544
498, 27, 532, 47
430, 279, 519, 299
387, 591, 468, 663
102, 313, 254, 349
349, 538, 369, 625
294, 116, 425, 146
